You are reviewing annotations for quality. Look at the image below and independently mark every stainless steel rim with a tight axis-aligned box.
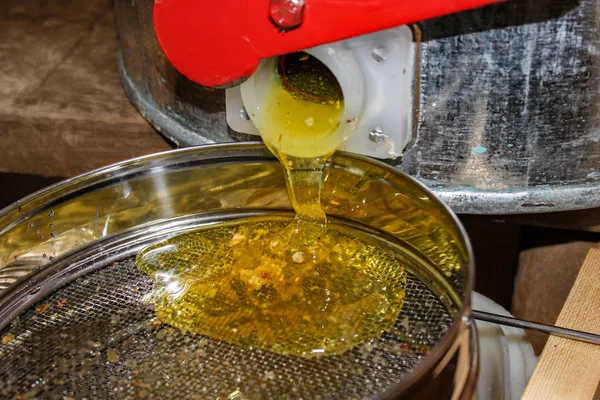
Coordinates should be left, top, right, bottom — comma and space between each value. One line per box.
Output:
0, 142, 476, 399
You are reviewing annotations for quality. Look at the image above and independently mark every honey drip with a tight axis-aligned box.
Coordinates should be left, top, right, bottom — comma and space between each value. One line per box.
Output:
136, 53, 407, 358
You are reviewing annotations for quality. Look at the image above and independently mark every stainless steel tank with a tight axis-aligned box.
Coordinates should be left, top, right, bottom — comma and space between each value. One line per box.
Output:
114, 0, 600, 214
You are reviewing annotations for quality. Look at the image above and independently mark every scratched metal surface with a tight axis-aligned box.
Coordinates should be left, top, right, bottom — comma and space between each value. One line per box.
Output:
114, 0, 600, 214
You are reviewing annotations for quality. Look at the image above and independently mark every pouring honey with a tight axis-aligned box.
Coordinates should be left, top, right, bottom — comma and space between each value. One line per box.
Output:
136, 53, 407, 358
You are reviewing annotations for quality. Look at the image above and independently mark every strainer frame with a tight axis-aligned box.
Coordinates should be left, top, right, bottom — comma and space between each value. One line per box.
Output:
0, 143, 477, 399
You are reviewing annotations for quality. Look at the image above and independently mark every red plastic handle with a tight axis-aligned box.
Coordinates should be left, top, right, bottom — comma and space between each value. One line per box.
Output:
154, 0, 501, 87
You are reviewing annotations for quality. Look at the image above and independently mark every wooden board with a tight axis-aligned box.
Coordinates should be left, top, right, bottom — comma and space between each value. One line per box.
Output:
522, 248, 600, 400
0, 0, 171, 178
512, 236, 600, 354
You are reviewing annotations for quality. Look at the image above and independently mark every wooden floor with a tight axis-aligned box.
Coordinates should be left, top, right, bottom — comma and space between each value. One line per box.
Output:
0, 0, 171, 179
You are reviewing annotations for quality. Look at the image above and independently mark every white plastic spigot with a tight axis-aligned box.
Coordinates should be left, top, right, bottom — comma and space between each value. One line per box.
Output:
226, 25, 416, 159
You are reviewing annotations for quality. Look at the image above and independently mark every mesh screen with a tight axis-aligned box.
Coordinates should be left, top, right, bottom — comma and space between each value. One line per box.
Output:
0, 258, 453, 399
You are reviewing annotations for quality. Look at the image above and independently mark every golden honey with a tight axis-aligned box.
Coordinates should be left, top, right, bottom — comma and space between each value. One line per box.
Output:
252, 52, 345, 158
136, 219, 406, 358
136, 53, 407, 358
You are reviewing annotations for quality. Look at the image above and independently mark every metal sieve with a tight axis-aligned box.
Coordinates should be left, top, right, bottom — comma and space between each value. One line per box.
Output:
0, 144, 476, 399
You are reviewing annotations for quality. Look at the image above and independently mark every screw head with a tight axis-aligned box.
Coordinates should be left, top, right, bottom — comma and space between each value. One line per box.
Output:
371, 47, 386, 63
369, 127, 387, 143
240, 107, 250, 121
269, 0, 305, 32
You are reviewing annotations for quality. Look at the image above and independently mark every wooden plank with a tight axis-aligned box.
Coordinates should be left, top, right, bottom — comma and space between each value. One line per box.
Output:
0, 117, 170, 178
0, 0, 171, 178
522, 248, 600, 400
512, 238, 600, 354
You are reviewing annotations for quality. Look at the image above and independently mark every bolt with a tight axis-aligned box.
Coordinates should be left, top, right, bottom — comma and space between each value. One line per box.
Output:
240, 107, 250, 121
371, 47, 386, 63
269, 0, 305, 32
369, 128, 387, 143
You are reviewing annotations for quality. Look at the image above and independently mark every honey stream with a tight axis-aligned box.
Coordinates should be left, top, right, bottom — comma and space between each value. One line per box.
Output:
136, 54, 408, 358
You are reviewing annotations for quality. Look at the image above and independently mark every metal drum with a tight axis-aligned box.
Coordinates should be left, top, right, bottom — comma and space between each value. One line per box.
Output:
114, 0, 600, 214
0, 144, 476, 399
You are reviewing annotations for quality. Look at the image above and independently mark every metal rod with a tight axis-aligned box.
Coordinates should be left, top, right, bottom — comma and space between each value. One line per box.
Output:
472, 310, 600, 346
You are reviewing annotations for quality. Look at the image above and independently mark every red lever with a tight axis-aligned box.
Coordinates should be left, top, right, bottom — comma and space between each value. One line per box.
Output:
154, 0, 501, 88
